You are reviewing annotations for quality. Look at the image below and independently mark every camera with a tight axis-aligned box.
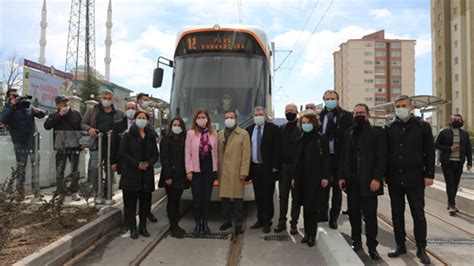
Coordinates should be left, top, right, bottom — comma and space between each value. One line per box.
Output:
15, 95, 33, 109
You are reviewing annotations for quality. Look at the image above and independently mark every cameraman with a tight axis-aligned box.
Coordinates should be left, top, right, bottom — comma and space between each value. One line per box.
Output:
1, 89, 45, 198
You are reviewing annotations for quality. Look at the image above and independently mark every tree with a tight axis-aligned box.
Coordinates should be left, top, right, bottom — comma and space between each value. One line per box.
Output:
80, 74, 100, 102
1, 54, 23, 92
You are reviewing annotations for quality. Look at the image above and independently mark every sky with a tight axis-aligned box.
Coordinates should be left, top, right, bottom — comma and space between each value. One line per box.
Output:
0, 0, 433, 117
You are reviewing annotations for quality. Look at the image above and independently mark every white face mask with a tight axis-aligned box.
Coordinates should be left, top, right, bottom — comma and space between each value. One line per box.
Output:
135, 118, 148, 128
141, 101, 150, 109
60, 106, 70, 113
225, 118, 236, 128
254, 115, 265, 125
196, 118, 208, 128
171, 126, 183, 134
101, 99, 112, 107
126, 109, 136, 120
395, 108, 410, 120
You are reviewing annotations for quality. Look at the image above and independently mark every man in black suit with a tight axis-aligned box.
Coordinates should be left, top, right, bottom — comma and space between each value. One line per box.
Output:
246, 106, 281, 233
111, 102, 158, 224
338, 103, 387, 261
319, 90, 353, 229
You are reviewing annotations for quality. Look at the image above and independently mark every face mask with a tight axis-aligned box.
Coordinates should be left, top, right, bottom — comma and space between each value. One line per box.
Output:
196, 118, 208, 128
172, 126, 183, 134
254, 115, 265, 125
101, 100, 112, 107
301, 123, 313, 133
452, 121, 463, 129
285, 112, 297, 121
135, 119, 148, 128
395, 108, 410, 120
225, 118, 236, 128
354, 115, 366, 127
126, 109, 136, 119
141, 101, 150, 109
60, 106, 70, 113
324, 100, 337, 110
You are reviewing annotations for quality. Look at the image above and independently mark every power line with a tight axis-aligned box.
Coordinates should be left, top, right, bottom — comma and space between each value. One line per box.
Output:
280, 0, 335, 92
237, 0, 243, 24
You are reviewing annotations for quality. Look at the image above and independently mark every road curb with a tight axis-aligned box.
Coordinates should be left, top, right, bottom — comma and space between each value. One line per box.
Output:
318, 224, 364, 266
13, 207, 122, 266
425, 181, 473, 215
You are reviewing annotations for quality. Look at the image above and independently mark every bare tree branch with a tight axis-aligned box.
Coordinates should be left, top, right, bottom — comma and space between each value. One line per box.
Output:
1, 54, 23, 92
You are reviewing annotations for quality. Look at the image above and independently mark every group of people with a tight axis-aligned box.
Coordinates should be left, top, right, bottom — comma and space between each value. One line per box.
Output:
2, 88, 471, 265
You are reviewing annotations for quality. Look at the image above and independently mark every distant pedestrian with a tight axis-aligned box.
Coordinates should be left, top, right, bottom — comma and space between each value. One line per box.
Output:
435, 114, 472, 215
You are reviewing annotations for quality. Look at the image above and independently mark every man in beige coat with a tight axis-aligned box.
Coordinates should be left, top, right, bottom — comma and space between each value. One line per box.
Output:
218, 111, 251, 240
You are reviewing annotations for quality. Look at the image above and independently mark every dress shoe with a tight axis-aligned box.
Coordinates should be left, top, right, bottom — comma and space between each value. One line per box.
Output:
170, 225, 185, 239
219, 221, 232, 231
369, 248, 380, 260
301, 235, 309, 244
138, 226, 150, 237
274, 223, 287, 233
177, 225, 186, 234
202, 220, 211, 235
290, 224, 298, 235
262, 226, 271, 234
417, 248, 431, 265
329, 220, 338, 230
351, 241, 362, 251
130, 229, 139, 239
148, 213, 158, 223
307, 236, 316, 247
250, 221, 264, 229
388, 244, 407, 257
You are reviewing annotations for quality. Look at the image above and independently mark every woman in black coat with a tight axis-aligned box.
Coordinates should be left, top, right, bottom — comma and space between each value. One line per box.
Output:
292, 112, 330, 247
119, 111, 159, 239
159, 117, 189, 238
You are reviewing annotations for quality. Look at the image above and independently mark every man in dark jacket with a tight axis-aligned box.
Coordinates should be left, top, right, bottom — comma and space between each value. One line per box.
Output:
319, 90, 353, 229
44, 95, 82, 200
81, 90, 124, 200
385, 95, 435, 265
274, 103, 301, 234
435, 114, 472, 215
110, 102, 137, 174
246, 106, 281, 234
338, 103, 387, 261
1, 89, 45, 198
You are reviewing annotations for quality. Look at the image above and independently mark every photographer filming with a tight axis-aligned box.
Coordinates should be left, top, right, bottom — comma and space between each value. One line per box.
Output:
1, 88, 45, 200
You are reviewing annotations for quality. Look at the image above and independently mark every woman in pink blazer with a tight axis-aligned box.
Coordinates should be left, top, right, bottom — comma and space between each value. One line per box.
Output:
185, 109, 218, 236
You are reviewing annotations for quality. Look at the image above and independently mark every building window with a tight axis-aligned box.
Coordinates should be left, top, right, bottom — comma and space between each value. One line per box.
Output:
438, 45, 441, 52
392, 79, 401, 84
438, 77, 442, 84
455, 91, 459, 98
391, 69, 401, 75
391, 61, 401, 66
454, 24, 458, 31
364, 61, 374, 65
438, 61, 442, 67
454, 7, 458, 15
364, 70, 374, 74
375, 78, 385, 84
377, 88, 385, 93
375, 97, 386, 102
366, 88, 374, 92
375, 51, 385, 57
375, 60, 384, 66
364, 97, 373, 102
391, 42, 401, 48
375, 69, 385, 74
454, 40, 458, 48
364, 52, 373, 56
455, 74, 459, 81
365, 42, 373, 47
391, 51, 401, 57
375, 42, 385, 48
438, 30, 441, 37
437, 13, 441, 21
455, 107, 459, 114
392, 88, 401, 94
454, 57, 458, 64
364, 79, 374, 83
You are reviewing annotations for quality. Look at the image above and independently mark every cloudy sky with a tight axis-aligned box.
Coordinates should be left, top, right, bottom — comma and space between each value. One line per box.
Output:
0, 0, 432, 117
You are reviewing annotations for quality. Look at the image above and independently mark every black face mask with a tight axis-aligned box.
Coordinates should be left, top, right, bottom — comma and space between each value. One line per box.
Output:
452, 121, 463, 128
354, 115, 366, 128
285, 112, 297, 121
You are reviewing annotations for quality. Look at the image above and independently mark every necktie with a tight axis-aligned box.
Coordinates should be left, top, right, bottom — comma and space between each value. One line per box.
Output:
257, 125, 263, 163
